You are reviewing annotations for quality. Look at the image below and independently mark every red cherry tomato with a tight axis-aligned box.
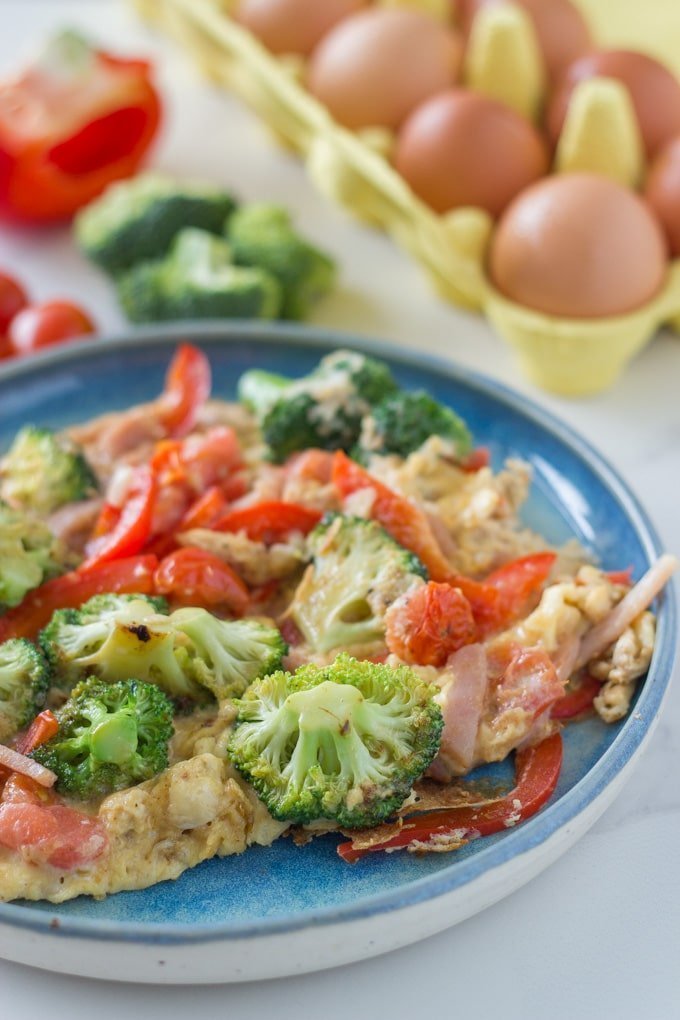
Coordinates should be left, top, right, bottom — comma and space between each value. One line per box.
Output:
154, 547, 250, 615
0, 272, 29, 333
385, 581, 477, 667
0, 335, 15, 360
9, 300, 96, 354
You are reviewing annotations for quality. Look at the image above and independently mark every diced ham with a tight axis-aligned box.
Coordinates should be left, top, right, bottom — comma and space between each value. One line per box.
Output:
497, 647, 565, 720
433, 644, 488, 775
576, 555, 678, 670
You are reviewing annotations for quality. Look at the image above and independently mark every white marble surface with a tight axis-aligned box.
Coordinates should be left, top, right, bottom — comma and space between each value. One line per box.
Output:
1, 2, 679, 1014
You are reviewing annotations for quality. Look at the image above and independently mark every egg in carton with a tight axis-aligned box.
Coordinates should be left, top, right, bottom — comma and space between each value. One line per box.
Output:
134, 0, 680, 396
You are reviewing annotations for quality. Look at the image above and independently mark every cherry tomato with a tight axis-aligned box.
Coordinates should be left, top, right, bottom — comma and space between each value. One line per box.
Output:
0, 272, 29, 332
385, 581, 477, 666
9, 300, 96, 354
154, 547, 250, 615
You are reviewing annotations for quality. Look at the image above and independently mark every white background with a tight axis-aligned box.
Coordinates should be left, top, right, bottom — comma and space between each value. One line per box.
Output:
1, 3, 679, 1016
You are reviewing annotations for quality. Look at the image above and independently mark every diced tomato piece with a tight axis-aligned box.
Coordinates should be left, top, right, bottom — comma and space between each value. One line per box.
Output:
460, 447, 491, 472
215, 501, 322, 545
154, 547, 249, 614
1, 772, 54, 805
157, 344, 211, 438
337, 733, 563, 862
15, 710, 59, 756
496, 646, 565, 721
551, 673, 601, 720
179, 486, 232, 531
606, 568, 633, 586
0, 555, 159, 642
285, 449, 335, 484
83, 466, 155, 569
385, 581, 477, 667
0, 801, 107, 870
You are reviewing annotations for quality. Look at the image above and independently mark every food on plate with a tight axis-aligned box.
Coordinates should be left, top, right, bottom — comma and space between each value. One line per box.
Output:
74, 174, 237, 274
459, 0, 592, 82
307, 8, 463, 131
77, 179, 337, 323
0, 30, 161, 222
547, 50, 680, 158
1, 426, 99, 515
645, 137, 680, 256
234, 0, 367, 56
488, 173, 668, 317
0, 343, 674, 902
394, 89, 549, 217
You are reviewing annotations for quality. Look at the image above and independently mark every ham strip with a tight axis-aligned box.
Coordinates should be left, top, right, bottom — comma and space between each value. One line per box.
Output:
576, 554, 678, 670
434, 644, 488, 774
0, 744, 57, 788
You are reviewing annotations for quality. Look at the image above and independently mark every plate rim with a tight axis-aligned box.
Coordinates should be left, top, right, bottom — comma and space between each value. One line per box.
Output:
0, 321, 676, 946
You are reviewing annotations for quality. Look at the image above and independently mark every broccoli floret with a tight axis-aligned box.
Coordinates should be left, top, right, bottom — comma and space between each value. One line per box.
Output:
238, 349, 399, 462
31, 676, 174, 800
170, 608, 287, 700
40, 593, 286, 702
288, 514, 426, 654
0, 426, 98, 515
116, 228, 282, 324
227, 203, 336, 320
0, 639, 51, 743
228, 653, 443, 827
356, 391, 473, 463
75, 173, 237, 275
0, 503, 67, 610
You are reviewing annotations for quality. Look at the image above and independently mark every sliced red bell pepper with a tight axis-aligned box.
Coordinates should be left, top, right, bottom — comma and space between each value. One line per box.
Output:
337, 732, 563, 862
154, 547, 250, 615
179, 486, 232, 531
15, 710, 59, 756
0, 555, 158, 643
460, 447, 491, 473
215, 501, 322, 545
82, 466, 156, 569
551, 674, 601, 720
0, 30, 161, 222
157, 344, 212, 438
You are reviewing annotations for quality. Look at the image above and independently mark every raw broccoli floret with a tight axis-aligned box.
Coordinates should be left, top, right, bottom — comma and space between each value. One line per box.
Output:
355, 391, 473, 462
288, 514, 426, 654
0, 639, 51, 743
0, 426, 98, 515
0, 503, 68, 610
238, 349, 399, 462
228, 653, 443, 827
40, 593, 286, 702
116, 228, 282, 323
170, 608, 287, 700
31, 676, 174, 800
75, 173, 238, 274
227, 203, 336, 319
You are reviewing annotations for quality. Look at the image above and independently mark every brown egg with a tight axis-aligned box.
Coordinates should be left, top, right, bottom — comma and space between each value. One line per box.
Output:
394, 90, 549, 217
458, 0, 591, 81
233, 0, 367, 56
645, 137, 680, 256
548, 50, 680, 157
307, 9, 463, 131
489, 173, 668, 317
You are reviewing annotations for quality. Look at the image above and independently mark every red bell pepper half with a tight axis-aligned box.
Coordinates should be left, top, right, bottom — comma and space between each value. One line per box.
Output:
337, 733, 563, 862
0, 30, 161, 222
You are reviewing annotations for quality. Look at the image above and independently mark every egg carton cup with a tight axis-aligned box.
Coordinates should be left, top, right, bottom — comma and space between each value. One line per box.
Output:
135, 0, 680, 396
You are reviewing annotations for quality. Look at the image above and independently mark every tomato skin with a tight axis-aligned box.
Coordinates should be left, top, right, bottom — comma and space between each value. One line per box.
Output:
9, 300, 96, 354
0, 272, 29, 332
158, 344, 212, 438
215, 501, 322, 544
0, 801, 107, 869
385, 582, 477, 667
154, 547, 250, 614
83, 466, 155, 569
15, 710, 59, 756
337, 733, 563, 862
551, 673, 601, 720
179, 486, 231, 531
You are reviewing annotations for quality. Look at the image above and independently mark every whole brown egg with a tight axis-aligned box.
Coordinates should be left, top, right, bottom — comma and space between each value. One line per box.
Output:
307, 8, 463, 131
547, 50, 680, 157
394, 89, 549, 217
233, 0, 367, 56
645, 137, 680, 256
489, 173, 668, 318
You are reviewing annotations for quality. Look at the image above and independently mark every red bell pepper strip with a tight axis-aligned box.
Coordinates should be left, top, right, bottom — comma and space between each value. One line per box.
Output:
551, 674, 601, 720
460, 447, 491, 473
157, 344, 212, 438
154, 547, 250, 615
0, 31, 161, 222
82, 466, 156, 569
0, 555, 159, 643
15, 710, 59, 756
215, 501, 322, 544
179, 486, 232, 531
337, 733, 563, 862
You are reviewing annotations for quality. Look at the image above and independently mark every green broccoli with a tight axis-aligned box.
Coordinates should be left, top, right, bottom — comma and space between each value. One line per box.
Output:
75, 173, 238, 275
0, 503, 68, 610
116, 228, 282, 324
40, 593, 286, 702
0, 426, 98, 515
228, 653, 443, 828
0, 639, 51, 744
355, 391, 473, 463
238, 349, 399, 462
227, 203, 336, 320
31, 676, 174, 800
288, 514, 426, 654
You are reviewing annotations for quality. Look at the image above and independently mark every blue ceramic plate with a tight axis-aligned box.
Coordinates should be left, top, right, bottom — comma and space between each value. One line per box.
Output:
0, 324, 675, 983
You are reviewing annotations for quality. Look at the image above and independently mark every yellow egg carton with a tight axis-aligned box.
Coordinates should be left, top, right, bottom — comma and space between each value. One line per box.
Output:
134, 0, 680, 396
